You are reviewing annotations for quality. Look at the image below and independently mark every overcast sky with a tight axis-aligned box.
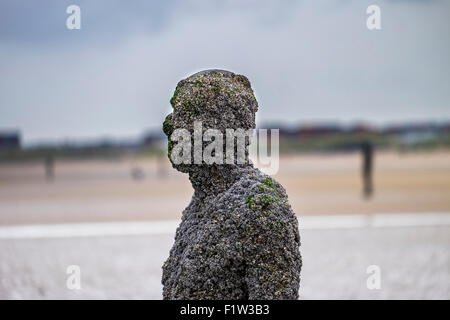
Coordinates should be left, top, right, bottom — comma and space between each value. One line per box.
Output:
1, 0, 449, 145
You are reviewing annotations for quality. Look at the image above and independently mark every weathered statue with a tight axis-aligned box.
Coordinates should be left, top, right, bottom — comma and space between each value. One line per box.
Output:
162, 70, 301, 299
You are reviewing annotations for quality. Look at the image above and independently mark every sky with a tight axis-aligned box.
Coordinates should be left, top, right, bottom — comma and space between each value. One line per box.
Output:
0, 0, 449, 145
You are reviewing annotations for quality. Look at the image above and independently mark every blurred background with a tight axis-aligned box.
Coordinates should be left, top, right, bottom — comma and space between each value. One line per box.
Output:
0, 0, 449, 299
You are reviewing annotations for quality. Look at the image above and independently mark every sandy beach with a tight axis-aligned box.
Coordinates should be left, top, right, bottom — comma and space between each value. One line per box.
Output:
1, 151, 449, 224
0, 151, 449, 299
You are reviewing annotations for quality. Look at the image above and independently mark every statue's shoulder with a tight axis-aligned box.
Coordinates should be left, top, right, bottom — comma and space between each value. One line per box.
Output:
217, 168, 294, 220
221, 168, 300, 249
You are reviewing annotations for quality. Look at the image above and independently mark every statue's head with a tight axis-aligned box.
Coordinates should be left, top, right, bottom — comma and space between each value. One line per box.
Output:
163, 70, 258, 173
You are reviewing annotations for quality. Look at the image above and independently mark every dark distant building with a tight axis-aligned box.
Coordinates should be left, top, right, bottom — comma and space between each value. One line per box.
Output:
142, 130, 165, 146
0, 131, 20, 149
265, 123, 344, 139
297, 124, 343, 138
348, 123, 376, 134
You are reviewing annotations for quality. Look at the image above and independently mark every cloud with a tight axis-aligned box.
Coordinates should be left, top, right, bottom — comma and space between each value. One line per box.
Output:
0, 0, 449, 144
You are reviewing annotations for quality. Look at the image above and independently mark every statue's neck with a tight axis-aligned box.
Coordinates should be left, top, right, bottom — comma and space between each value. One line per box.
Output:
189, 164, 252, 199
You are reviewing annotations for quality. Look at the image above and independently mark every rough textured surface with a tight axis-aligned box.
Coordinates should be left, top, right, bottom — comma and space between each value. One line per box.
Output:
161, 70, 302, 299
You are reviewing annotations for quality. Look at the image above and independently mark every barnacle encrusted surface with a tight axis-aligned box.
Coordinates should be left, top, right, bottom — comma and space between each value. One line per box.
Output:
161, 70, 301, 299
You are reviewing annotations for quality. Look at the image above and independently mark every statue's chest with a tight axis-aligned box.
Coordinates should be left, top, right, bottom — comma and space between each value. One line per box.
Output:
175, 215, 242, 272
